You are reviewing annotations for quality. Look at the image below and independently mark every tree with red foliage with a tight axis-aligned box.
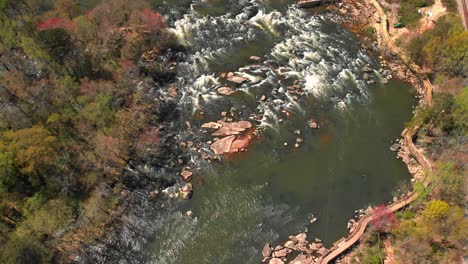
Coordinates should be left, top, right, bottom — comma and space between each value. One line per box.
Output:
371, 204, 398, 233
37, 17, 75, 31
140, 9, 165, 29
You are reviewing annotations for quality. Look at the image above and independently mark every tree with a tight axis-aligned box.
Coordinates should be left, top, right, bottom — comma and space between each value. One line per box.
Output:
439, 31, 468, 76
422, 200, 449, 221
52, 0, 79, 19
0, 147, 17, 191
371, 204, 397, 233
37, 17, 75, 31
434, 162, 464, 203
4, 125, 59, 186
453, 87, 467, 133
36, 28, 74, 66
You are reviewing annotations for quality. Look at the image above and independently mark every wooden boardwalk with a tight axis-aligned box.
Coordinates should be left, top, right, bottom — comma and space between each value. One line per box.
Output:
318, 1, 435, 263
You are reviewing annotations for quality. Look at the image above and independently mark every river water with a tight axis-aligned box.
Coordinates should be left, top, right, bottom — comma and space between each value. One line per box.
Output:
78, 0, 416, 263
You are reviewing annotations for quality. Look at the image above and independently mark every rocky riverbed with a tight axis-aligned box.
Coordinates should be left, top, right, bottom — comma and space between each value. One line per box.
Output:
73, 1, 419, 263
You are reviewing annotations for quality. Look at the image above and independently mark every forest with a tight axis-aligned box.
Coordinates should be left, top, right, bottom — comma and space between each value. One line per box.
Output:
0, 0, 176, 262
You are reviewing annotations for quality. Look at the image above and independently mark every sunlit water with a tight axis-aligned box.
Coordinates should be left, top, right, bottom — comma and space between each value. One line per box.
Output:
77, 1, 416, 263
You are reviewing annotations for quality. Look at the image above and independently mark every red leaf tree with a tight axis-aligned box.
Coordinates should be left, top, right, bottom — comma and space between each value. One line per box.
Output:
37, 17, 76, 31
371, 204, 397, 233
140, 9, 165, 29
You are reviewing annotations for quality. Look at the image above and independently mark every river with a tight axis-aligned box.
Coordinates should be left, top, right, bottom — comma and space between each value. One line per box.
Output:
78, 0, 416, 263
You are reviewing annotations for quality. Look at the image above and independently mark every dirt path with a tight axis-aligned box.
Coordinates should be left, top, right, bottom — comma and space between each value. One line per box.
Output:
317, 0, 436, 263
457, 0, 468, 29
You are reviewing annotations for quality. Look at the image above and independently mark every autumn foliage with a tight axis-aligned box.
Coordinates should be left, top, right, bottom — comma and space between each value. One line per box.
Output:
139, 9, 165, 29
370, 205, 397, 233
37, 17, 76, 31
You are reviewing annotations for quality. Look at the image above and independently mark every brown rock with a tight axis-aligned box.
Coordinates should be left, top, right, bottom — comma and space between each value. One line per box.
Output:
179, 183, 193, 200
262, 243, 272, 258
229, 133, 253, 153
212, 121, 252, 136
227, 75, 248, 84
210, 135, 236, 155
273, 248, 289, 258
217, 87, 237, 96
269, 258, 285, 264
168, 86, 178, 97
180, 170, 193, 180
308, 120, 319, 129
284, 240, 296, 249
274, 245, 284, 251
201, 122, 223, 129
250, 56, 261, 62
295, 233, 307, 244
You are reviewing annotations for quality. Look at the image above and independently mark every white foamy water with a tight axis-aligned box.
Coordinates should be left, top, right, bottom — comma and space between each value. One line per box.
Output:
168, 1, 372, 130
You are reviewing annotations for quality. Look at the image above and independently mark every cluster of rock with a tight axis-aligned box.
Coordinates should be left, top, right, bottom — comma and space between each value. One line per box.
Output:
362, 64, 390, 85
203, 120, 254, 155
262, 233, 327, 264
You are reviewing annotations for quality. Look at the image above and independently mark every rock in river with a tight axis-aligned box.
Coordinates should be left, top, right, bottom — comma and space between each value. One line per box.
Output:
308, 120, 319, 129
227, 75, 248, 84
390, 143, 401, 152
179, 183, 193, 200
201, 122, 223, 130
212, 121, 252, 136
217, 87, 237, 96
210, 135, 235, 155
180, 169, 193, 180
262, 243, 272, 258
269, 258, 285, 264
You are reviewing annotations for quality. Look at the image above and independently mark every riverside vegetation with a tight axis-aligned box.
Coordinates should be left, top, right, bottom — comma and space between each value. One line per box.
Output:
0, 0, 178, 262
348, 1, 467, 263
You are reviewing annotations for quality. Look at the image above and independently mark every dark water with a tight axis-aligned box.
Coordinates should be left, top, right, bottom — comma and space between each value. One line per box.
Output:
76, 1, 416, 263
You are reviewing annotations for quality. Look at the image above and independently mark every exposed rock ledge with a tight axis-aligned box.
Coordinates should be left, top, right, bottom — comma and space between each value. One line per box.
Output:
205, 120, 254, 155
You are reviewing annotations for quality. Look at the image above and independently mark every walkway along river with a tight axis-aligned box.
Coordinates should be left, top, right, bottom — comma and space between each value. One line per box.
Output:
317, 0, 435, 262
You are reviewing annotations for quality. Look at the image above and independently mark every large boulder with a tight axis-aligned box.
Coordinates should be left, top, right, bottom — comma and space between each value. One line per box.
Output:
210, 135, 236, 155
229, 133, 252, 153
212, 121, 252, 136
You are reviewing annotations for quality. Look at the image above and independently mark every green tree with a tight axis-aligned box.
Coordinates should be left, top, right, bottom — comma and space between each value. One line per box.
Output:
4, 125, 59, 186
0, 148, 17, 191
423, 200, 450, 221
453, 87, 467, 133
434, 162, 464, 203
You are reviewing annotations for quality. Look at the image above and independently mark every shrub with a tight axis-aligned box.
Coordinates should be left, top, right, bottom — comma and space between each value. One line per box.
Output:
1, 235, 48, 264
16, 199, 75, 237
423, 200, 449, 220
